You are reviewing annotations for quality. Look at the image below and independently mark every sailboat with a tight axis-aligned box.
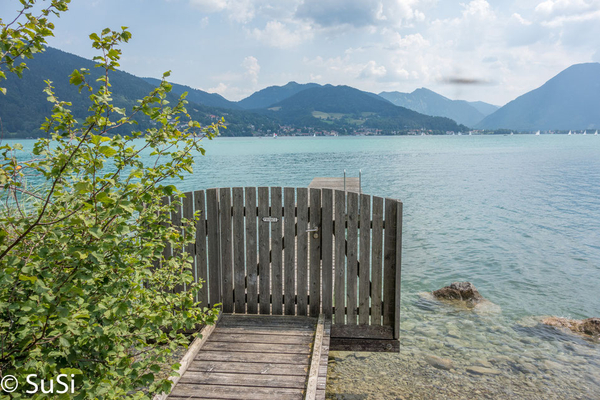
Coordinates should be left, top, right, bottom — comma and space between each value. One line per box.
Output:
273, 133, 277, 139
595, 130, 598, 136
510, 132, 514, 135
568, 130, 572, 135
583, 130, 587, 135
535, 130, 540, 135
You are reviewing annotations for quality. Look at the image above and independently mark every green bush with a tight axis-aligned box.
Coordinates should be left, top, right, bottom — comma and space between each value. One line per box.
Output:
1, 5, 220, 398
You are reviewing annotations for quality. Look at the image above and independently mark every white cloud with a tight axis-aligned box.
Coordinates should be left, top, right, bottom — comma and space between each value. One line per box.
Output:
188, 0, 256, 22
189, 0, 227, 12
535, 0, 599, 16
359, 60, 387, 79
242, 56, 261, 84
250, 21, 313, 48
295, 0, 426, 29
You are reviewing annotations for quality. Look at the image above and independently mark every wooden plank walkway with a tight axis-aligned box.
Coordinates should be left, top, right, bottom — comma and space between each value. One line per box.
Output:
166, 314, 329, 400
308, 177, 360, 193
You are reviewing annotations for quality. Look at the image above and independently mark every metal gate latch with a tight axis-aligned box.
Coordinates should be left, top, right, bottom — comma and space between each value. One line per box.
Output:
306, 224, 319, 239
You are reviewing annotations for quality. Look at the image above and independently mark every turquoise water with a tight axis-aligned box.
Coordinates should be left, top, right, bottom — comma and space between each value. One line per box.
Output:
6, 135, 600, 398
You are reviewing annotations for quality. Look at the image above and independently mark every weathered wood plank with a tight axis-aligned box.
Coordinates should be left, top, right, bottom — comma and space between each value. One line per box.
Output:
220, 314, 316, 324
330, 324, 393, 340
284, 187, 296, 316
172, 196, 183, 293
370, 196, 384, 326
359, 194, 371, 325
296, 188, 309, 316
346, 191, 359, 325
258, 187, 270, 314
179, 371, 307, 388
182, 193, 195, 294
194, 190, 208, 307
383, 198, 398, 327
169, 384, 303, 400
321, 189, 333, 319
245, 187, 258, 314
309, 189, 322, 317
220, 188, 233, 313
271, 187, 283, 315
207, 333, 312, 345
395, 201, 403, 340
195, 351, 310, 365
202, 342, 311, 355
329, 338, 399, 352
187, 361, 308, 376
206, 189, 221, 307
305, 315, 324, 400
308, 177, 360, 193
334, 190, 346, 325
216, 319, 317, 330
232, 187, 245, 313
214, 327, 315, 337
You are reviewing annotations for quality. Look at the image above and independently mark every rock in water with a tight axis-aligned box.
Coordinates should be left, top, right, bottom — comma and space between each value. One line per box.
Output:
432, 282, 484, 308
423, 354, 454, 371
581, 318, 600, 336
542, 316, 600, 337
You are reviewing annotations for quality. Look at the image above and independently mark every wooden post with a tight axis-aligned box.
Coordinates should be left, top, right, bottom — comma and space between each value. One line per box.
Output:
296, 188, 309, 316
321, 189, 333, 319
334, 190, 346, 325
346, 192, 359, 325
245, 187, 258, 314
206, 189, 221, 308
194, 190, 208, 307
370, 196, 384, 326
232, 187, 245, 313
358, 194, 371, 325
271, 187, 283, 315
258, 187, 270, 314
309, 188, 322, 317
284, 188, 296, 316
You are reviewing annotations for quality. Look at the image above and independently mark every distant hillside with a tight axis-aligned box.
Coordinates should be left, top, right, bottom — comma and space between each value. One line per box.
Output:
142, 77, 240, 109
0, 47, 277, 137
237, 81, 321, 109
378, 88, 492, 127
468, 101, 499, 116
265, 85, 466, 132
477, 63, 600, 130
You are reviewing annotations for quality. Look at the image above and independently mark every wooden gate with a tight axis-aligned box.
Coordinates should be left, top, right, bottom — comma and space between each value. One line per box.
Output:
162, 187, 402, 351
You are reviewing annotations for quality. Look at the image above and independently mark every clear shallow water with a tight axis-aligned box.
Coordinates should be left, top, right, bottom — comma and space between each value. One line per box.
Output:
7, 135, 600, 398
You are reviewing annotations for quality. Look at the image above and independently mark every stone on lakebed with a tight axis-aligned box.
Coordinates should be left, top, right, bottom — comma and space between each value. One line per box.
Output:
433, 282, 484, 307
542, 317, 600, 337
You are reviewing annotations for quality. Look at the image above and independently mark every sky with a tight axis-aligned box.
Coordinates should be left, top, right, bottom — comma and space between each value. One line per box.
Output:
3, 0, 600, 106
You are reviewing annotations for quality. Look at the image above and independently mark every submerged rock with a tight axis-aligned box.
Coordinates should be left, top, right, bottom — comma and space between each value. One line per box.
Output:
466, 366, 502, 376
432, 282, 484, 308
423, 354, 454, 371
542, 317, 600, 337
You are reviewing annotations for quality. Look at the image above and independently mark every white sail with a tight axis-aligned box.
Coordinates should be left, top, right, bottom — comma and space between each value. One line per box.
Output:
583, 130, 587, 135
535, 130, 540, 135
595, 130, 598, 135
568, 130, 572, 135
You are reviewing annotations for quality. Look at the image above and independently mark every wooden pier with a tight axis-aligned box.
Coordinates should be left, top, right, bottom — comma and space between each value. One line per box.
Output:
156, 183, 402, 399
162, 314, 330, 400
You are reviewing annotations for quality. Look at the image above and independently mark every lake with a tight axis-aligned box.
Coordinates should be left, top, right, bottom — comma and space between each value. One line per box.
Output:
7, 134, 600, 399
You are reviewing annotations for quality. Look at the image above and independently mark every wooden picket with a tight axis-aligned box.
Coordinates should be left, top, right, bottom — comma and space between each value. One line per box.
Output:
160, 187, 402, 351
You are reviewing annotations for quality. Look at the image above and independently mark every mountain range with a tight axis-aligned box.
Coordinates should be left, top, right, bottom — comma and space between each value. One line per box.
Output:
0, 47, 465, 138
378, 88, 498, 127
2, 46, 599, 136
476, 63, 600, 130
